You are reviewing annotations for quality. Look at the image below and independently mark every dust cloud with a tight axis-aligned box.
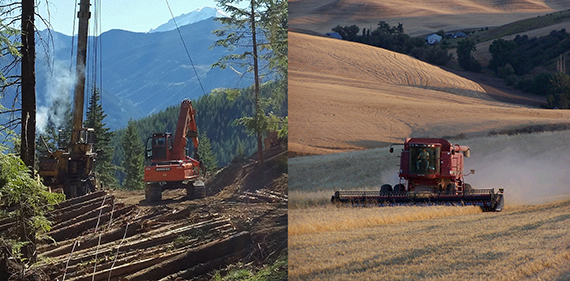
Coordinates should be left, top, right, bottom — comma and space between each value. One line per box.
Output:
458, 131, 570, 205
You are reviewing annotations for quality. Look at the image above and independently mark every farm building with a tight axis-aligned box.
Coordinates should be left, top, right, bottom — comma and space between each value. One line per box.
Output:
326, 32, 343, 39
426, 33, 442, 44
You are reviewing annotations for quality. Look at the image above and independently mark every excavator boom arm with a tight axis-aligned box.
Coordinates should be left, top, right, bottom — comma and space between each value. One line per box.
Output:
172, 99, 199, 160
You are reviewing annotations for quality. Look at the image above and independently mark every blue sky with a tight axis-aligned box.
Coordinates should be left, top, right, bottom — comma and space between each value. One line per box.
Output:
37, 0, 219, 35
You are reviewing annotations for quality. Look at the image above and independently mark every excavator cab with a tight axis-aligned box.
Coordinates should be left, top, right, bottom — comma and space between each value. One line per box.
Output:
409, 144, 440, 175
146, 133, 173, 161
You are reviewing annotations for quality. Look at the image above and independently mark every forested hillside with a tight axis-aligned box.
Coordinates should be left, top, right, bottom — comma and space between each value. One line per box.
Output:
110, 81, 287, 183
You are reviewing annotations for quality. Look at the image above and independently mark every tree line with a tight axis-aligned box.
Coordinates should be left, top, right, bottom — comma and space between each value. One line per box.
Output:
488, 29, 570, 108
110, 80, 287, 187
331, 22, 453, 66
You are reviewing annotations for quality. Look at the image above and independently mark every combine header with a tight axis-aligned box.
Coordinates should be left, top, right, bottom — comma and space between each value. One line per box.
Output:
331, 138, 504, 212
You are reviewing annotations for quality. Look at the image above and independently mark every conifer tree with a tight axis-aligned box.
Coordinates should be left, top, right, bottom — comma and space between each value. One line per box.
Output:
198, 131, 217, 172
213, 0, 288, 165
85, 88, 119, 188
121, 119, 144, 190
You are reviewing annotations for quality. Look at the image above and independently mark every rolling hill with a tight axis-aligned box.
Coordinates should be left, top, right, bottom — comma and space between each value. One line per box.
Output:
289, 0, 570, 36
288, 31, 570, 156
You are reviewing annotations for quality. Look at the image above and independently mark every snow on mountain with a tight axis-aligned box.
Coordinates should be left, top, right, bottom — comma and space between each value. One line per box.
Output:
150, 6, 228, 33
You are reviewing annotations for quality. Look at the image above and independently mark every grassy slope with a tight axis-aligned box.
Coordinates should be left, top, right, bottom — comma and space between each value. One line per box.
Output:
289, 199, 570, 280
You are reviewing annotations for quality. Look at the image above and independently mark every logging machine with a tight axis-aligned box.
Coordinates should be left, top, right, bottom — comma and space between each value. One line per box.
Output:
143, 99, 204, 202
39, 0, 97, 199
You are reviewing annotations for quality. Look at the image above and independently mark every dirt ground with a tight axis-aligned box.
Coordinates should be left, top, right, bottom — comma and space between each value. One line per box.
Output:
16, 146, 288, 281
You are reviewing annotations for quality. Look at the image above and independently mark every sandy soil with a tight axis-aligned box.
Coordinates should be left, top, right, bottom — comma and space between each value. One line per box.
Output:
289, 0, 570, 36
288, 31, 570, 155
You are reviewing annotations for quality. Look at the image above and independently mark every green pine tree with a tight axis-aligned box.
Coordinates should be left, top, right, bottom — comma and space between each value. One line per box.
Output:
198, 131, 218, 172
121, 119, 144, 190
85, 87, 120, 188
213, 0, 288, 165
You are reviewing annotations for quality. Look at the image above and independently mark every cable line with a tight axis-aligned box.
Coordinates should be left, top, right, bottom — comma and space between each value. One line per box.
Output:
165, 0, 206, 96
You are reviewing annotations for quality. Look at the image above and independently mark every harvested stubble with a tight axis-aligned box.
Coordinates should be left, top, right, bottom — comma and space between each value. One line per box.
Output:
289, 199, 570, 280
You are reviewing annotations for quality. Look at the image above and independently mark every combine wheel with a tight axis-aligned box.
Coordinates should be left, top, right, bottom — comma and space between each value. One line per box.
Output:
464, 183, 473, 193
445, 183, 454, 194
145, 183, 162, 202
380, 184, 393, 195
393, 184, 405, 194
494, 194, 505, 212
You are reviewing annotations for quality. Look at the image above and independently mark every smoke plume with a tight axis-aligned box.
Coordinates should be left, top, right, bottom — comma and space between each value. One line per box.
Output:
36, 61, 76, 134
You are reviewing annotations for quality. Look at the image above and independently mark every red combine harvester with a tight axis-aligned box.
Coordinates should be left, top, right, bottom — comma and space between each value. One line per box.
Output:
144, 99, 204, 202
331, 138, 504, 212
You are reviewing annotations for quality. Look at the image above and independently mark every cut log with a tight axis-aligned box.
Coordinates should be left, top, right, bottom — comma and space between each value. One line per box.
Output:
124, 231, 251, 280
119, 219, 230, 252
50, 195, 114, 223
40, 222, 143, 258
157, 248, 249, 281
68, 252, 178, 281
52, 203, 114, 230
55, 191, 107, 209
46, 204, 133, 242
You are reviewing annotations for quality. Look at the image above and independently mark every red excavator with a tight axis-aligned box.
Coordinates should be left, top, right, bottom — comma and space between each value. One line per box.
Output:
331, 138, 504, 212
143, 99, 204, 202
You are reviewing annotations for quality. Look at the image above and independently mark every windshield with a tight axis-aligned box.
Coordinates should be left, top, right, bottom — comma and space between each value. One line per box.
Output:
410, 146, 440, 175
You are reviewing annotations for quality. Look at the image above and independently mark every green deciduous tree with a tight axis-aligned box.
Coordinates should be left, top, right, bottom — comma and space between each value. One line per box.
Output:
546, 72, 570, 109
85, 87, 119, 188
456, 39, 481, 72
121, 120, 144, 190
488, 38, 517, 72
0, 141, 64, 266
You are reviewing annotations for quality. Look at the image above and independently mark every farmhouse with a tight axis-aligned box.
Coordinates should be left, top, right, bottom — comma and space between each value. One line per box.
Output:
426, 33, 442, 44
326, 32, 343, 39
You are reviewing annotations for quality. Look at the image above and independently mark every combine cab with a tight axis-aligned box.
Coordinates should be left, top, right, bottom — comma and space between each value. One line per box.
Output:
331, 138, 504, 212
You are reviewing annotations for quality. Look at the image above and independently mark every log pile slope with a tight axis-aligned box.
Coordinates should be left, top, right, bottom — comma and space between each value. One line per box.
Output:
38, 145, 287, 281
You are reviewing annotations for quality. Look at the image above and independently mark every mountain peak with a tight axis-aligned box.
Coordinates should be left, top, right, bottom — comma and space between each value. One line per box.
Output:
150, 6, 228, 33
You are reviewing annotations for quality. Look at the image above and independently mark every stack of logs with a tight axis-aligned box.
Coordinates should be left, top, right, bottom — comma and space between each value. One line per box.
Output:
39, 191, 252, 281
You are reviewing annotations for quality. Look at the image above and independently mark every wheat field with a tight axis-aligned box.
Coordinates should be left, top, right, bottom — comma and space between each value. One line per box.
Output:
289, 131, 570, 280
289, 200, 570, 280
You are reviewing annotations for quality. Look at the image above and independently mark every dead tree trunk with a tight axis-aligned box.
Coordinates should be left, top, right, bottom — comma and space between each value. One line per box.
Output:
250, 0, 264, 166
20, 0, 36, 264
